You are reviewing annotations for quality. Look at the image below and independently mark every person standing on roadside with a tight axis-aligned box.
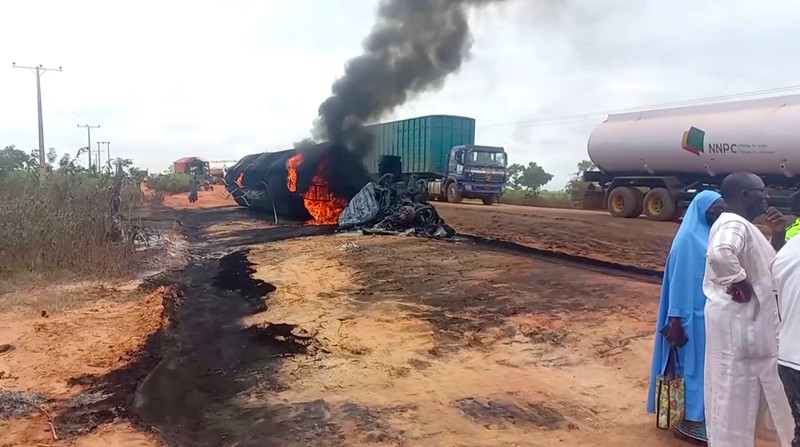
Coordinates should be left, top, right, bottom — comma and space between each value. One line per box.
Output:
647, 190, 725, 443
703, 172, 794, 447
771, 226, 800, 446
188, 174, 199, 203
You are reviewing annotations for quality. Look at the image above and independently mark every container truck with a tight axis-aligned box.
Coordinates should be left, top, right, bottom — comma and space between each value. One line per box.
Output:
363, 115, 509, 205
582, 94, 800, 221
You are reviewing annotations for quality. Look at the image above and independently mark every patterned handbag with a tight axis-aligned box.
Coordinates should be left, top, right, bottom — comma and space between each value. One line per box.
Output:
656, 347, 685, 430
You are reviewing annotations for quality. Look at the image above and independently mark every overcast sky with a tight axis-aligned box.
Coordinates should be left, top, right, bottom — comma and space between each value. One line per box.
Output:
2, 0, 799, 188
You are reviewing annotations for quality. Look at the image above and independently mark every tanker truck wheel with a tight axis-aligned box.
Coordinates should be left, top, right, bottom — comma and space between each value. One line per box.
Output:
608, 187, 643, 218
644, 188, 678, 221
233, 195, 248, 207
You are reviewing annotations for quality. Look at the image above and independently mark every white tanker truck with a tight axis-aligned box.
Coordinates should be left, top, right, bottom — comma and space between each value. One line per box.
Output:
583, 93, 800, 221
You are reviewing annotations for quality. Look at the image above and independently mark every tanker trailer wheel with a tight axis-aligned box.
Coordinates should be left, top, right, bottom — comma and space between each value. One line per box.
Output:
233, 195, 248, 207
446, 182, 463, 203
644, 188, 678, 221
608, 186, 643, 218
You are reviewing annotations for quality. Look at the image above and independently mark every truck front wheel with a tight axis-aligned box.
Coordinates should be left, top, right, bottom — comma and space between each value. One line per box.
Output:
644, 188, 677, 221
446, 182, 463, 203
481, 195, 497, 205
607, 186, 643, 218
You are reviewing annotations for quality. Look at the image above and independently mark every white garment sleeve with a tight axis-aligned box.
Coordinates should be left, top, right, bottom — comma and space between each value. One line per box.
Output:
707, 221, 748, 286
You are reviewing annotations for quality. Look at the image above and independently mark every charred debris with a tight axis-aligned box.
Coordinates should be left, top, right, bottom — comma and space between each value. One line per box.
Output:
223, 143, 454, 238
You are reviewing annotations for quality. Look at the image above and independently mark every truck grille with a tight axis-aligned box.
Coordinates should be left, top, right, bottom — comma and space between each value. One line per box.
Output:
469, 170, 504, 183
485, 173, 504, 183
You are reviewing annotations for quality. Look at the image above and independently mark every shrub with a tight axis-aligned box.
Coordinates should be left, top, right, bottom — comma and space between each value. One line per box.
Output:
0, 171, 139, 281
146, 173, 193, 194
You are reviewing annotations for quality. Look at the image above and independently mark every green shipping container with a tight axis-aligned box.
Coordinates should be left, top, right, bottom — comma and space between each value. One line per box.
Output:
364, 115, 476, 176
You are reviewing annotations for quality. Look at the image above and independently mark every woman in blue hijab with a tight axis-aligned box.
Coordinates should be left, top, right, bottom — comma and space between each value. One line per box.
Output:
646, 190, 725, 443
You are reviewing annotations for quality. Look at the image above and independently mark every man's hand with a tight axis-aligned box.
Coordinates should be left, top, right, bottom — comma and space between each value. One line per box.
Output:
665, 318, 687, 347
765, 207, 788, 234
727, 281, 753, 303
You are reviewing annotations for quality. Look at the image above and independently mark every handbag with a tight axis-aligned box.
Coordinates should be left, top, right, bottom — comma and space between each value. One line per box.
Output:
655, 346, 685, 430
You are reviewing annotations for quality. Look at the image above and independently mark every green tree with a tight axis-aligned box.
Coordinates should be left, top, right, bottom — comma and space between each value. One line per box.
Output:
565, 160, 597, 203
46, 148, 58, 166
58, 153, 72, 172
0, 145, 33, 176
128, 167, 149, 183
507, 162, 553, 195
114, 157, 134, 169
507, 163, 523, 189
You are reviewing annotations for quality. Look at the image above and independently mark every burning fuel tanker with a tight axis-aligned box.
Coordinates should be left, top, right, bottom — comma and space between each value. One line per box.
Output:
224, 142, 370, 225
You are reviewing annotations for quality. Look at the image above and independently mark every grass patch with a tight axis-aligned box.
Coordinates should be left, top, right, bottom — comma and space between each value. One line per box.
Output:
0, 171, 141, 283
146, 173, 192, 194
500, 190, 575, 208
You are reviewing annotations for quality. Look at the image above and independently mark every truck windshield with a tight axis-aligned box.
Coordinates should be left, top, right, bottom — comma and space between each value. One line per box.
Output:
468, 151, 506, 167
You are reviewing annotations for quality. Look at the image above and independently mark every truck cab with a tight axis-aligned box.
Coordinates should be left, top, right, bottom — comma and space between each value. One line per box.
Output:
429, 145, 508, 205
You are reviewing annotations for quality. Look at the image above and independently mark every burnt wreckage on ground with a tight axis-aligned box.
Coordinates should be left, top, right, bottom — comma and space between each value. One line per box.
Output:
223, 143, 454, 237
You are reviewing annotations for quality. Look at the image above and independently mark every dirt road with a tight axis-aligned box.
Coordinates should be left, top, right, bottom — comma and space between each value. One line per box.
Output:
162, 190, 678, 271
437, 201, 678, 271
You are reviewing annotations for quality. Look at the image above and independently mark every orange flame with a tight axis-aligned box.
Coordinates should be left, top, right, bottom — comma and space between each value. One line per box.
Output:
286, 153, 303, 192
285, 153, 347, 225
235, 172, 244, 188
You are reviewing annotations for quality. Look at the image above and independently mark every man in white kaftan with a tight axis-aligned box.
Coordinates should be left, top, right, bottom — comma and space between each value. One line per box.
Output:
703, 172, 794, 447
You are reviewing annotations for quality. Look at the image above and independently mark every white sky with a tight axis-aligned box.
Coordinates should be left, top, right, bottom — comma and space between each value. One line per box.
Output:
1, 0, 799, 188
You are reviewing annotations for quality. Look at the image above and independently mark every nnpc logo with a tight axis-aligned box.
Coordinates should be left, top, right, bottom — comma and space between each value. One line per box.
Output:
682, 127, 705, 156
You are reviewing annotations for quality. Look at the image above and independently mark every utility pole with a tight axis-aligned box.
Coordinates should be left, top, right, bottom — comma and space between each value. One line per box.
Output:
95, 142, 102, 170
77, 124, 100, 170
98, 141, 110, 170
12, 62, 62, 184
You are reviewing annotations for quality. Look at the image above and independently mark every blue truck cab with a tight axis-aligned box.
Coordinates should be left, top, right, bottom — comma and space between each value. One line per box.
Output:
428, 144, 507, 205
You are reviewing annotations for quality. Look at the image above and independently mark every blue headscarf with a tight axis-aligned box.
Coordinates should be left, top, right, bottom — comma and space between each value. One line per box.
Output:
670, 190, 722, 264
646, 189, 722, 422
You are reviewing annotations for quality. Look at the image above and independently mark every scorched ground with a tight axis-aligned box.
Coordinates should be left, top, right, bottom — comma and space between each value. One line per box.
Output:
0, 197, 686, 446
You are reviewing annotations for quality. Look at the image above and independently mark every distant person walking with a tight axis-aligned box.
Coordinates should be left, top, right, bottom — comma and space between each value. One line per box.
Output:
647, 190, 725, 443
703, 172, 793, 446
188, 175, 199, 203
771, 228, 800, 447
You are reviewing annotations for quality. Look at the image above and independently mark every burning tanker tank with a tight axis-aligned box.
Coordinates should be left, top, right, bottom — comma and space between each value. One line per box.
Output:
224, 142, 371, 225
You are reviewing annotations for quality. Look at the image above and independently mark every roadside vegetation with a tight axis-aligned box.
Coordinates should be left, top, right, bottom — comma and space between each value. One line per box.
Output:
500, 160, 596, 209
500, 189, 572, 208
0, 145, 149, 286
146, 172, 193, 194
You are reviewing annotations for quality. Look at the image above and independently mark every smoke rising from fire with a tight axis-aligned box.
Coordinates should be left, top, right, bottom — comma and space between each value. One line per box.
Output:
314, 0, 508, 156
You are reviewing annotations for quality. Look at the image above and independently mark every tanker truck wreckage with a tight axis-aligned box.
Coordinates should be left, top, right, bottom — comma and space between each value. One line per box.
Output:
223, 142, 455, 238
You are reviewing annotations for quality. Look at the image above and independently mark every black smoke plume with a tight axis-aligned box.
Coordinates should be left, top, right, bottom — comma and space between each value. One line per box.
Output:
315, 0, 506, 156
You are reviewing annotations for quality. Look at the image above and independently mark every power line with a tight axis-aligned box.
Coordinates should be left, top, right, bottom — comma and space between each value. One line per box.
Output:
77, 124, 100, 169
479, 84, 800, 132
12, 62, 62, 184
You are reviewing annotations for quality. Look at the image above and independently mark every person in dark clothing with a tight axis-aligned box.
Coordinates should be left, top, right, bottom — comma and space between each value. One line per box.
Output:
188, 175, 199, 203
772, 233, 800, 447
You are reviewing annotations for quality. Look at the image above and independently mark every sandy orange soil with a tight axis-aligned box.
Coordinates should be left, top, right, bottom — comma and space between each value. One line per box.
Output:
1, 192, 739, 446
